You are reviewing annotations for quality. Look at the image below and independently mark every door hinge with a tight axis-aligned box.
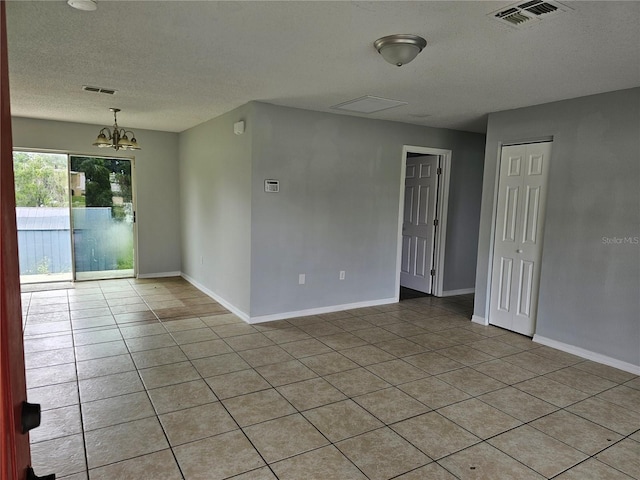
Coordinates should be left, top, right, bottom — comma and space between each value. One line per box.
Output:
437, 167, 442, 175
433, 219, 439, 226
430, 269, 436, 276
133, 211, 136, 223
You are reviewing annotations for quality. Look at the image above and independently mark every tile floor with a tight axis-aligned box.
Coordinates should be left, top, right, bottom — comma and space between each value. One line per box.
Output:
21, 278, 640, 480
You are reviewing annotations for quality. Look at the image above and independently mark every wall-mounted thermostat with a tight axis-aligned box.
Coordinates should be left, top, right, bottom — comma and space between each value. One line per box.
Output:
265, 180, 279, 193
234, 121, 245, 135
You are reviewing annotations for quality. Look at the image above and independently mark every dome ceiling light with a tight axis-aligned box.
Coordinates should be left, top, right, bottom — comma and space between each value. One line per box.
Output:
374, 34, 427, 67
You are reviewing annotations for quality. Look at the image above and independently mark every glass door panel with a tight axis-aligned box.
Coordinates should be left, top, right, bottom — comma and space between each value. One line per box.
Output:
70, 156, 135, 281
13, 151, 73, 283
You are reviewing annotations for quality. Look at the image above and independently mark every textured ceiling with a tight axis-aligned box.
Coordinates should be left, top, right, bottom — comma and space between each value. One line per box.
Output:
6, 1, 640, 134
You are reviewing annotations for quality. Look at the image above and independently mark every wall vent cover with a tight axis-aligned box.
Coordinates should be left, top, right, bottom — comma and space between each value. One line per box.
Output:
82, 85, 117, 95
490, 1, 569, 28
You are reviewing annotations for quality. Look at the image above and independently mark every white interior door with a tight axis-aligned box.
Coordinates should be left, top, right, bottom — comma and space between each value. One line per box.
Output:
489, 142, 552, 336
400, 155, 439, 293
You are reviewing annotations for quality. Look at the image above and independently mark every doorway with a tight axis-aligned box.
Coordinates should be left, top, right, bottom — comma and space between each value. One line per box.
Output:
13, 151, 136, 283
488, 141, 552, 336
396, 145, 451, 298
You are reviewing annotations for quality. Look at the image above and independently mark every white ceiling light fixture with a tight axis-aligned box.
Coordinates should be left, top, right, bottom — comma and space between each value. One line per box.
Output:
92, 108, 141, 151
374, 34, 427, 67
67, 0, 97, 11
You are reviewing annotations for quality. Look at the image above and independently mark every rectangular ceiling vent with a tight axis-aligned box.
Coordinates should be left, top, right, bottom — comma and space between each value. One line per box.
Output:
82, 85, 117, 95
490, 1, 569, 28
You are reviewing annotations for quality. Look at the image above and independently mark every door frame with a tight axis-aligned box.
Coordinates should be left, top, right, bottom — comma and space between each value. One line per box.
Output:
481, 137, 554, 327
395, 145, 451, 299
11, 148, 138, 282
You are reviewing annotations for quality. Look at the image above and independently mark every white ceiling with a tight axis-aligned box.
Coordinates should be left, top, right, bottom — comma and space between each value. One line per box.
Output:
6, 1, 640, 134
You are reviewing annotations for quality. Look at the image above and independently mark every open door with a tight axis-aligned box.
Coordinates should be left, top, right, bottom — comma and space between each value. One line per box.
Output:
1, 2, 31, 478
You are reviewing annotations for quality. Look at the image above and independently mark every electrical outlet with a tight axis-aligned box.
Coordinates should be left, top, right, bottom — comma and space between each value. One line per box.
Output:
339, 270, 346, 280
298, 274, 305, 285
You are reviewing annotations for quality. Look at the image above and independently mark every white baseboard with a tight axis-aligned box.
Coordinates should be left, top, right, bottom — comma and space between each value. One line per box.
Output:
247, 297, 398, 324
441, 288, 475, 297
180, 273, 250, 323
533, 334, 640, 375
471, 314, 488, 326
137, 271, 181, 279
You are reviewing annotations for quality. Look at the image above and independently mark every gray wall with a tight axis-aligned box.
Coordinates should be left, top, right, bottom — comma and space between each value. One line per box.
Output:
11, 117, 181, 276
178, 104, 253, 314
249, 103, 485, 317
474, 88, 640, 367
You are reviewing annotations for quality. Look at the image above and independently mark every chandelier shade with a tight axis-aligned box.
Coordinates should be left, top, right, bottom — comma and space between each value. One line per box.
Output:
374, 34, 427, 67
92, 108, 141, 151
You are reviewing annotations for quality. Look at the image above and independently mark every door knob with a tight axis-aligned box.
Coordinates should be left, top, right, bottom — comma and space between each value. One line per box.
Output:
516, 249, 523, 253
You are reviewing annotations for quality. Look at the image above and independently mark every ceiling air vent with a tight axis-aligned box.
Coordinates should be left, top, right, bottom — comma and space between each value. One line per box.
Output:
490, 1, 568, 28
82, 85, 117, 95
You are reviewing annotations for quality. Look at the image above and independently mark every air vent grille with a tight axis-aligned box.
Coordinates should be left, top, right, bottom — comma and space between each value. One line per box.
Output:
82, 85, 117, 95
490, 0, 568, 28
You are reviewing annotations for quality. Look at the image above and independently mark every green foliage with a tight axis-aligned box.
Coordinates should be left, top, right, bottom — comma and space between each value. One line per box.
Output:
71, 157, 113, 208
13, 152, 69, 207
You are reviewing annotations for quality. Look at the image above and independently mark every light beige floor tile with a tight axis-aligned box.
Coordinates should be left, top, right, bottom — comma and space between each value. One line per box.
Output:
124, 333, 177, 352
278, 338, 333, 358
271, 445, 367, 480
244, 413, 329, 463
567, 397, 640, 435
162, 317, 206, 332
439, 442, 545, 479
58, 473, 88, 480
238, 345, 295, 367
438, 345, 494, 366
339, 345, 396, 366
223, 389, 296, 427
25, 334, 74, 353
624, 377, 640, 390
229, 466, 278, 480
353, 387, 430, 424
73, 328, 122, 346
318, 331, 368, 350
408, 332, 459, 350
30, 433, 86, 478
28, 382, 79, 411
533, 345, 584, 366
488, 425, 588, 477
595, 438, 640, 478
89, 449, 183, 480
192, 352, 251, 377
514, 376, 590, 407
25, 320, 72, 336
597, 385, 640, 413
352, 327, 401, 344
394, 462, 457, 479
299, 351, 360, 375
224, 332, 276, 351
180, 338, 233, 360
85, 417, 168, 469
205, 369, 271, 399
27, 363, 77, 388
120, 323, 168, 339
170, 327, 219, 345
82, 391, 155, 431
436, 367, 506, 396
382, 322, 428, 338
303, 399, 383, 442
201, 313, 244, 327
159, 402, 237, 446
174, 430, 265, 480
573, 361, 637, 384
469, 338, 523, 357
211, 322, 259, 337
478, 387, 558, 422
261, 327, 311, 344
25, 347, 75, 368
131, 346, 187, 369
71, 316, 115, 330
503, 350, 565, 374
299, 323, 345, 337
530, 410, 623, 455
74, 340, 128, 361
555, 458, 635, 480
337, 427, 430, 480
472, 358, 537, 384
325, 367, 391, 396
438, 398, 521, 439
366, 359, 429, 385
391, 412, 480, 459
330, 316, 374, 331
255, 359, 317, 386
403, 352, 464, 375
138, 361, 200, 389
30, 404, 82, 443
76, 353, 135, 379
277, 377, 347, 411
399, 376, 471, 409
546, 366, 618, 395
147, 379, 217, 414
79, 370, 144, 402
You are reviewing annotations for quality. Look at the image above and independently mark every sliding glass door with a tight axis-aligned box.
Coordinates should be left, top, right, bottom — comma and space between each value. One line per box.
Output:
13, 151, 136, 283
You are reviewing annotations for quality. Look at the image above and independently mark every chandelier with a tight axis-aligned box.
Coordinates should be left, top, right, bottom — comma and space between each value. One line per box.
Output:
92, 108, 141, 151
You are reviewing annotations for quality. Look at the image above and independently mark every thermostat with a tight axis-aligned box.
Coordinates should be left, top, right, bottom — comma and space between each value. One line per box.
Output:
265, 180, 279, 193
